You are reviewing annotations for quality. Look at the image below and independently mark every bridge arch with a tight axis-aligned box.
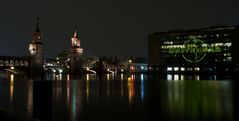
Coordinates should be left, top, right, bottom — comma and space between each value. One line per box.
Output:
5, 60, 9, 66
15, 60, 19, 66
24, 61, 28, 66
0, 56, 30, 73
20, 61, 23, 66
0, 60, 3, 66
10, 60, 14, 66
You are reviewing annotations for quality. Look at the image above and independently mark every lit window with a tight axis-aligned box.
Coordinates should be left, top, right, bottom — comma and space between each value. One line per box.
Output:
187, 68, 193, 71
224, 42, 232, 47
202, 44, 207, 47
195, 67, 200, 71
163, 41, 173, 44
227, 57, 232, 61
213, 43, 223, 47
174, 67, 179, 71
174, 74, 179, 80
167, 67, 172, 71
167, 74, 172, 80
181, 67, 185, 71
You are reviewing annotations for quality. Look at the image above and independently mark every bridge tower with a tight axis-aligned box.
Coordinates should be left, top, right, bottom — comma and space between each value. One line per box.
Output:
69, 25, 83, 74
28, 17, 44, 74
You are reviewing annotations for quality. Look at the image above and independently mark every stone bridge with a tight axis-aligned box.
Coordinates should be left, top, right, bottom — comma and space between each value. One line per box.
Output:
0, 56, 30, 74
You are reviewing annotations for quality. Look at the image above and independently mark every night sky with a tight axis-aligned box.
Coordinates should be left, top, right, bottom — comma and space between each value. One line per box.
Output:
0, 0, 239, 58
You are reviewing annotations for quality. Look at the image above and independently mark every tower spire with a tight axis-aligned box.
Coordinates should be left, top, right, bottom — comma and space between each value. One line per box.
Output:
34, 17, 40, 32
73, 25, 79, 38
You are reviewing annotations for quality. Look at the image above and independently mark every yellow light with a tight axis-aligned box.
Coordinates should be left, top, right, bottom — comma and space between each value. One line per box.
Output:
120, 74, 124, 81
10, 74, 14, 81
107, 74, 110, 81
10, 74, 14, 102
128, 60, 132, 63
86, 79, 89, 102
86, 74, 89, 81
10, 66, 14, 69
67, 74, 70, 81
127, 77, 131, 82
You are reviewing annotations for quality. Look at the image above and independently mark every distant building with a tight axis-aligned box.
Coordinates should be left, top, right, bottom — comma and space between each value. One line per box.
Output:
28, 17, 44, 74
116, 57, 148, 74
148, 25, 239, 74
128, 57, 148, 73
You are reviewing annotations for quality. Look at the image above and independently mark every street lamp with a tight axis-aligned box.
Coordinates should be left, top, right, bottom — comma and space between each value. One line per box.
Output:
128, 59, 132, 73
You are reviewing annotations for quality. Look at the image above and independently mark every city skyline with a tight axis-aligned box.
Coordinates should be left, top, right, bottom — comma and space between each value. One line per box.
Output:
0, 0, 239, 58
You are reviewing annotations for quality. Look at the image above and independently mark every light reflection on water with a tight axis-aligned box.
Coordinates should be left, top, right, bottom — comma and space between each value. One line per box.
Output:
163, 79, 233, 121
0, 74, 235, 121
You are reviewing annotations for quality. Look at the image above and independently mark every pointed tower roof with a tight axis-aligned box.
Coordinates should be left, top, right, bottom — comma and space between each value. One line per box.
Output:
34, 17, 40, 32
73, 25, 79, 38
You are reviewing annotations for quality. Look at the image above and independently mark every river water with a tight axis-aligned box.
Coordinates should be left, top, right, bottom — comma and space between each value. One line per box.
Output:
0, 73, 237, 121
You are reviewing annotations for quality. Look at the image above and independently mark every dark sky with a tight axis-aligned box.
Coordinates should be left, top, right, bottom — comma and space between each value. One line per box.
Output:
0, 0, 239, 58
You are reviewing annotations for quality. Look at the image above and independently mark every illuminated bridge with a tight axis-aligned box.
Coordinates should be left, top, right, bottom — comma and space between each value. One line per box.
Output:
44, 58, 116, 74
0, 56, 30, 74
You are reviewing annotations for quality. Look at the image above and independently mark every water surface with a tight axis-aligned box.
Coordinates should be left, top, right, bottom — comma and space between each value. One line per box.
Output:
0, 74, 236, 121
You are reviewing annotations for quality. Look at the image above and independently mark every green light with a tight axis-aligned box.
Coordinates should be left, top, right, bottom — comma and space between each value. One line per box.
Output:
167, 36, 222, 63
182, 36, 207, 63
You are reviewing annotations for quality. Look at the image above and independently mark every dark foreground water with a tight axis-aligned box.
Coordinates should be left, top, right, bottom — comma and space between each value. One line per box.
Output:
0, 73, 238, 121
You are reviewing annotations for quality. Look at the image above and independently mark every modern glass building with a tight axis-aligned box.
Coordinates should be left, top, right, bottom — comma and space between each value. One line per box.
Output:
148, 25, 239, 74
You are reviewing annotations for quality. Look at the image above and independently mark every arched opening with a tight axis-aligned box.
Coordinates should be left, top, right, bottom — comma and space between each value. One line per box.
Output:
0, 60, 4, 66
15, 61, 19, 66
20, 61, 24, 66
5, 60, 9, 66
24, 61, 28, 67
10, 60, 14, 66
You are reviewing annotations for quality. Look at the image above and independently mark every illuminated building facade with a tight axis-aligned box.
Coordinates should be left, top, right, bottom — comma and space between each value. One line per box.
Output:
148, 25, 239, 74
69, 25, 84, 73
28, 17, 44, 74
